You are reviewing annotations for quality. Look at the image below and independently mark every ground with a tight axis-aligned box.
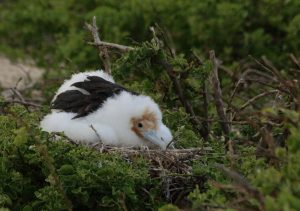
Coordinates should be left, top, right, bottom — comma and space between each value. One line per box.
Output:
0, 55, 43, 99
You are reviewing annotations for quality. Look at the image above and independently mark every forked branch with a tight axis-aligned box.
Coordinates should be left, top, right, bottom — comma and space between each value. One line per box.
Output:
85, 16, 111, 74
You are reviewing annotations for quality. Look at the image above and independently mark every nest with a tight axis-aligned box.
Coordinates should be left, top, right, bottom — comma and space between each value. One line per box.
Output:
92, 145, 212, 205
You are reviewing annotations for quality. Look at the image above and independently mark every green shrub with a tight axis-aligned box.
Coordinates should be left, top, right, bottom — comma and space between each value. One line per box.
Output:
0, 103, 162, 210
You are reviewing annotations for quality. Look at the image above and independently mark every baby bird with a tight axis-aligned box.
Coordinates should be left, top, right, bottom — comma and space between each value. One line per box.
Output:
40, 70, 173, 149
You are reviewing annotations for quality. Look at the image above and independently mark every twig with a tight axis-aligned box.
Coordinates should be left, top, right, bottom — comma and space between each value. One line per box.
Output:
88, 41, 134, 52
90, 124, 104, 152
289, 53, 300, 69
3, 100, 42, 108
166, 136, 177, 149
17, 64, 32, 83
239, 90, 278, 111
229, 68, 277, 104
253, 56, 298, 99
154, 23, 176, 57
215, 164, 264, 209
10, 87, 26, 102
85, 16, 111, 74
219, 65, 235, 79
230, 90, 279, 121
14, 77, 23, 90
51, 132, 79, 146
119, 193, 128, 211
149, 26, 162, 48
210, 50, 230, 137
103, 147, 213, 159
245, 78, 290, 94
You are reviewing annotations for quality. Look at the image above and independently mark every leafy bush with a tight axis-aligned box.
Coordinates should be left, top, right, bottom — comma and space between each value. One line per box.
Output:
1, 0, 300, 210
1, 0, 300, 68
0, 103, 162, 210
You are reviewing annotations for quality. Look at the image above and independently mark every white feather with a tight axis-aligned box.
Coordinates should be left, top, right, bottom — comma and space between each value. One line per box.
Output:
52, 70, 114, 102
40, 70, 173, 148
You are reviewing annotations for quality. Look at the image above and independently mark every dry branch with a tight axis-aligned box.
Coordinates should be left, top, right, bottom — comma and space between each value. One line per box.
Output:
229, 68, 277, 104
88, 41, 134, 52
239, 90, 278, 111
289, 53, 300, 69
215, 164, 264, 209
2, 87, 42, 108
210, 50, 231, 137
85, 16, 111, 74
253, 56, 298, 99
3, 100, 42, 108
103, 147, 212, 156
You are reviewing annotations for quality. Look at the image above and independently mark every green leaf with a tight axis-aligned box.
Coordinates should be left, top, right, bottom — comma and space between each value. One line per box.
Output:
13, 127, 28, 146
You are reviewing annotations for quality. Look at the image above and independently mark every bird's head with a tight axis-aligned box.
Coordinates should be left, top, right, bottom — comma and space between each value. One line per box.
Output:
130, 109, 172, 150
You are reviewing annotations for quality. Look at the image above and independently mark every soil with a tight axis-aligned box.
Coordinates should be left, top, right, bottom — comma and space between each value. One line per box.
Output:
0, 56, 44, 90
0, 56, 44, 100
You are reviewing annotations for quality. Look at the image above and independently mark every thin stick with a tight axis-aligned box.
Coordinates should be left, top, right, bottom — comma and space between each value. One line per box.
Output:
289, 53, 300, 69
90, 124, 105, 152
85, 16, 111, 74
210, 50, 230, 137
253, 56, 297, 99
105, 147, 213, 154
239, 90, 278, 111
229, 68, 277, 104
10, 88, 26, 102
88, 41, 134, 52
3, 100, 42, 108
215, 164, 264, 208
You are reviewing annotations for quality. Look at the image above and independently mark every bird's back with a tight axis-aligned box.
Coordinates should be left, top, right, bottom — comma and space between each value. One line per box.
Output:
51, 70, 136, 118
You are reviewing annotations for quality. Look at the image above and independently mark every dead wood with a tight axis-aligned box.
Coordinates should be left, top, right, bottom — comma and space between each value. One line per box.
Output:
210, 50, 231, 137
85, 16, 111, 74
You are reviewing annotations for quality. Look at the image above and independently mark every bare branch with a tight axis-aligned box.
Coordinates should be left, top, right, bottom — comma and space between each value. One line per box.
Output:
239, 90, 278, 111
289, 53, 300, 69
3, 100, 42, 108
229, 68, 277, 104
105, 147, 213, 157
3, 87, 42, 108
215, 164, 264, 209
90, 124, 105, 152
210, 50, 230, 137
253, 56, 298, 99
85, 16, 111, 74
87, 41, 134, 52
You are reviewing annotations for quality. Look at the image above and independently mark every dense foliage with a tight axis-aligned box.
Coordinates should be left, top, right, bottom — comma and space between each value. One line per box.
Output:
1, 0, 300, 210
1, 0, 300, 67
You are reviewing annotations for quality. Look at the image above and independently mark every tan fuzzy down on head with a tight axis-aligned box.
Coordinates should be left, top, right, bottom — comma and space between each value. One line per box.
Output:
131, 109, 158, 137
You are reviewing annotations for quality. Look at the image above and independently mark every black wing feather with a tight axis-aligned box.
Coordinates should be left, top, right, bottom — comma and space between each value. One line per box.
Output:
51, 76, 137, 118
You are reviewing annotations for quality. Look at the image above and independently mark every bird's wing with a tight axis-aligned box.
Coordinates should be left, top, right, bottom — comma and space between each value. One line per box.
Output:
51, 76, 137, 118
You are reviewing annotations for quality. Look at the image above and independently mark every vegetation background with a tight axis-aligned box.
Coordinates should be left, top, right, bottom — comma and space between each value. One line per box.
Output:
1, 0, 300, 210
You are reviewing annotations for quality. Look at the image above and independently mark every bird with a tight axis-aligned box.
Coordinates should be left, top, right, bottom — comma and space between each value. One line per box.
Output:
40, 70, 173, 149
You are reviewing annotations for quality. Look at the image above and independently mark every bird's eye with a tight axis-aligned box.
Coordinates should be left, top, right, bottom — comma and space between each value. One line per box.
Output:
138, 123, 143, 128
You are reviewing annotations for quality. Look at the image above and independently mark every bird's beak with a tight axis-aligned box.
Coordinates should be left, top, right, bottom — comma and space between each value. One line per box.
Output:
143, 130, 166, 150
